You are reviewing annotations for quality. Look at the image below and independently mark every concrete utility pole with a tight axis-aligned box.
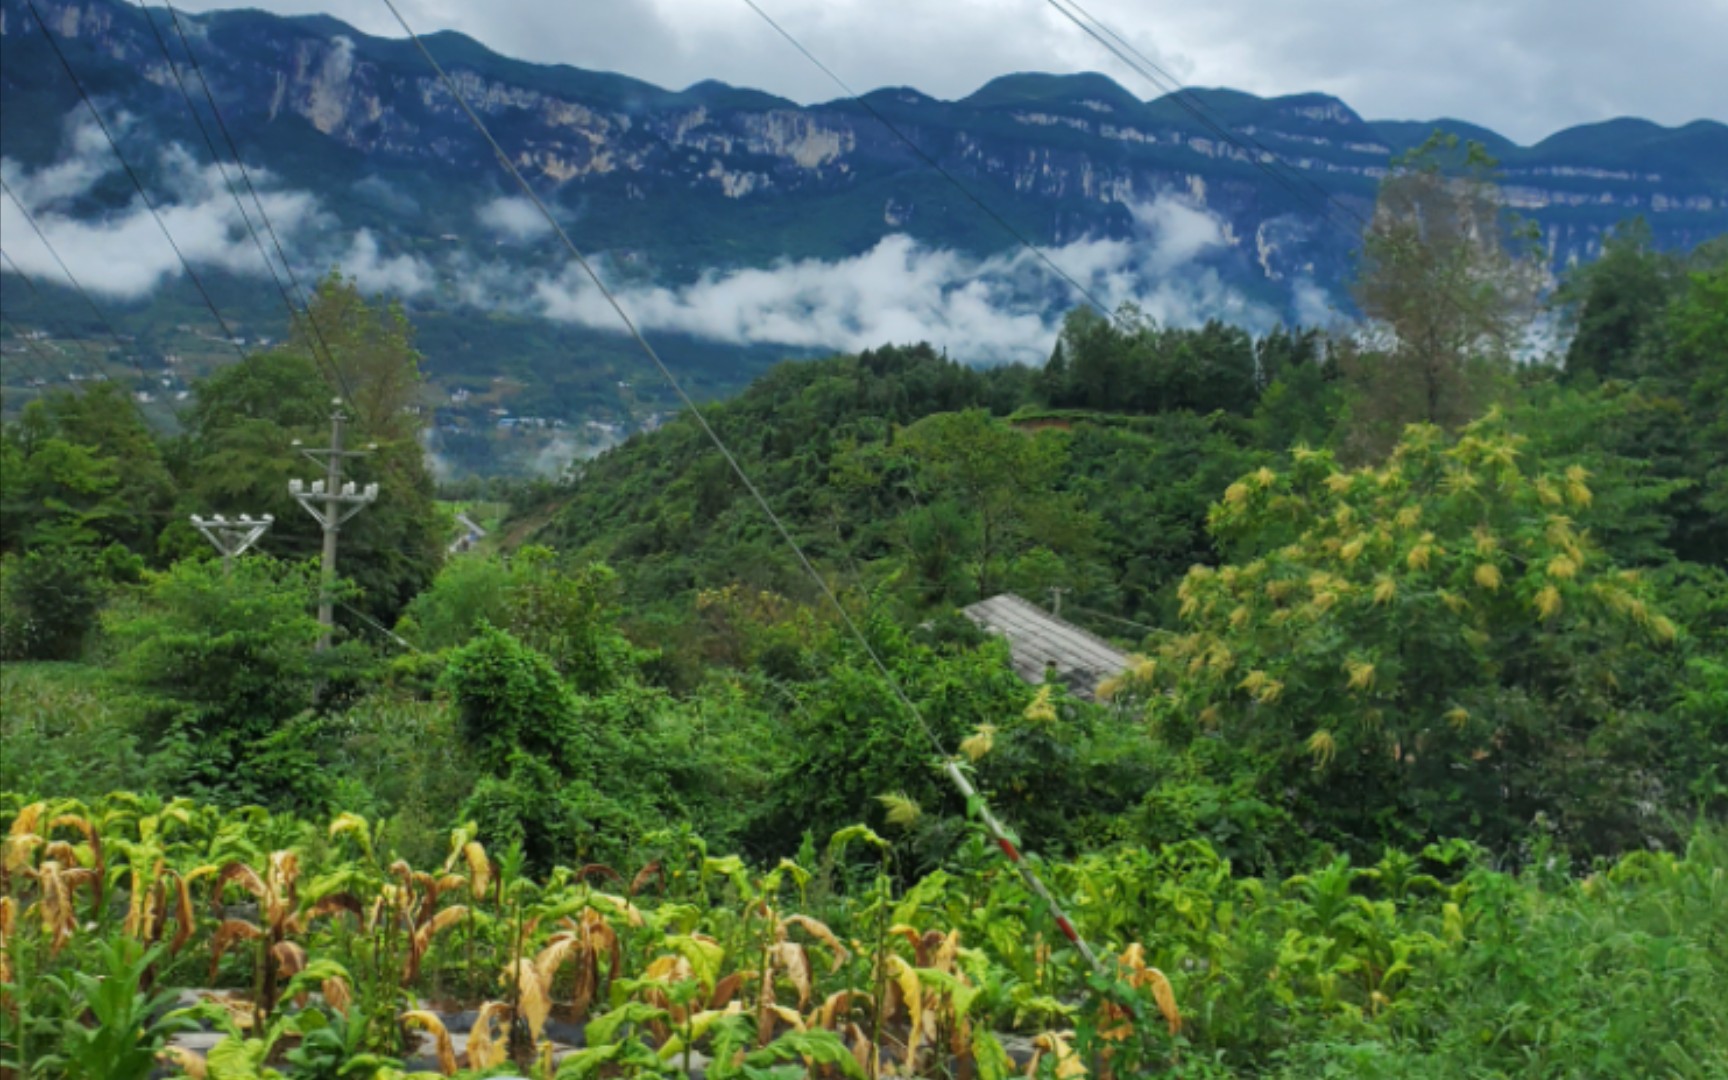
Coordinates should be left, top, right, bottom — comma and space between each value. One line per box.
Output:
1048, 586, 1070, 619
189, 513, 273, 575
290, 401, 378, 650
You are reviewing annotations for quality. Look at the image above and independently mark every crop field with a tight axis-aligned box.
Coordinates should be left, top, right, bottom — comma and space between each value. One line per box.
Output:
5, 796, 1727, 1078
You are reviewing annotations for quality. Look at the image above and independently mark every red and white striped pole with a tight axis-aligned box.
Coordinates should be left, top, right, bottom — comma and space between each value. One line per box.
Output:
943, 760, 1104, 974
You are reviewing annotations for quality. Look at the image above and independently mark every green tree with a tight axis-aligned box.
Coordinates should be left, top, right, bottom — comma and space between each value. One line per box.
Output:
105, 555, 345, 809
1558, 217, 1681, 382
1110, 414, 1690, 855
0, 548, 102, 661
899, 409, 1068, 599
0, 384, 173, 557
293, 271, 427, 440
178, 299, 445, 624
1347, 134, 1542, 457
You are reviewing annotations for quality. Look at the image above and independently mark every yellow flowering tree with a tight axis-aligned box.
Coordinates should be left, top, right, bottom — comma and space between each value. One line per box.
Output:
1110, 413, 1683, 853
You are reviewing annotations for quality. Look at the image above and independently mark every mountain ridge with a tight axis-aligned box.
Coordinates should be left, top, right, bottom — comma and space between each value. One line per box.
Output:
2, 0, 1724, 476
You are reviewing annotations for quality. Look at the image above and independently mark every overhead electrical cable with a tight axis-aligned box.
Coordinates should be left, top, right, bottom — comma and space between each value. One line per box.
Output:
378, 0, 1108, 975
739, 0, 1146, 333
0, 248, 43, 295
1041, 0, 1524, 351
157, 0, 361, 409
1, 178, 141, 360
0, 317, 62, 384
1041, 0, 1365, 237
23, 0, 248, 361
1, 179, 180, 411
132, 0, 353, 405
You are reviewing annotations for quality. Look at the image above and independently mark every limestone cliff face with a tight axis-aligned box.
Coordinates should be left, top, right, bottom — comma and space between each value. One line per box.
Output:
3, 0, 1724, 299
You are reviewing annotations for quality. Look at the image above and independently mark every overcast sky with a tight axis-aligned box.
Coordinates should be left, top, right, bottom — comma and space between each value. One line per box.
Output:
164, 0, 1727, 145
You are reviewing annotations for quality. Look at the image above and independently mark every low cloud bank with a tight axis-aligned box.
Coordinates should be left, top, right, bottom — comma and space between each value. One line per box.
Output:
533, 195, 1275, 366
4, 115, 1313, 366
0, 117, 429, 301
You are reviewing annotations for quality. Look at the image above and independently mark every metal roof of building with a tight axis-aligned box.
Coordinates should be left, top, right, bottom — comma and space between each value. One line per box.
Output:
961, 593, 1131, 700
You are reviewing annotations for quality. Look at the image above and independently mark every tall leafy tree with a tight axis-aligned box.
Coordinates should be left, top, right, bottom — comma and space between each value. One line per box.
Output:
1109, 414, 1692, 855
175, 277, 446, 623
1347, 134, 1542, 457
1558, 217, 1682, 382
0, 384, 173, 556
105, 555, 343, 809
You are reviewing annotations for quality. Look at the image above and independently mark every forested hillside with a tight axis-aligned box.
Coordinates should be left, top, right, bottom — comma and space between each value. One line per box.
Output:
3, 137, 1727, 1077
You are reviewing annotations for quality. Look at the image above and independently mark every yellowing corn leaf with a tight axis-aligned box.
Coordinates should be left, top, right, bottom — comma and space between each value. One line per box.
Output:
817, 989, 867, 1031
534, 931, 583, 990
166, 870, 198, 956
641, 953, 692, 984
271, 941, 307, 980
588, 892, 645, 928
322, 975, 352, 1015
327, 812, 373, 858
888, 954, 923, 1062
507, 958, 552, 1042
668, 933, 725, 992
462, 841, 492, 899
629, 860, 662, 897
933, 930, 961, 975
1142, 967, 1181, 1035
1029, 1032, 1086, 1078
48, 815, 102, 880
214, 862, 267, 903
766, 1004, 806, 1033
783, 914, 849, 974
771, 941, 812, 1007
265, 851, 299, 927
467, 1001, 512, 1070
6, 803, 45, 849
37, 862, 75, 953
208, 919, 263, 983
157, 1046, 208, 1079
0, 897, 14, 985
401, 1011, 457, 1077
404, 905, 468, 983
2, 832, 42, 875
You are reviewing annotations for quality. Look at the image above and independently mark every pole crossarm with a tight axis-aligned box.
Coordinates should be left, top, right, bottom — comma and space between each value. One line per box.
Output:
190, 513, 274, 571
288, 479, 379, 529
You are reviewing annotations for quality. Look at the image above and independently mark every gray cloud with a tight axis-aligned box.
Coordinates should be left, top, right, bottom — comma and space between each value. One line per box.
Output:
0, 115, 433, 300
530, 193, 1273, 365
170, 0, 1728, 144
0, 115, 1315, 361
1, 122, 320, 299
475, 195, 553, 242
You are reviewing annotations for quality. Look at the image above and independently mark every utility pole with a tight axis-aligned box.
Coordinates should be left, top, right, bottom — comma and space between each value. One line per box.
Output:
1048, 586, 1070, 619
290, 401, 378, 650
189, 513, 273, 575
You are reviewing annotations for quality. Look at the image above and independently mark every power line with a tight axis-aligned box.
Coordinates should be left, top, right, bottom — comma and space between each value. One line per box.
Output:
0, 317, 63, 386
739, 0, 1146, 333
1041, 0, 1525, 353
1036, 0, 1361, 235
1, 179, 138, 360
0, 248, 43, 295
158, 0, 360, 410
0, 183, 178, 415
132, 0, 335, 386
379, 0, 1107, 976
22, 0, 247, 362
159, 0, 439, 526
